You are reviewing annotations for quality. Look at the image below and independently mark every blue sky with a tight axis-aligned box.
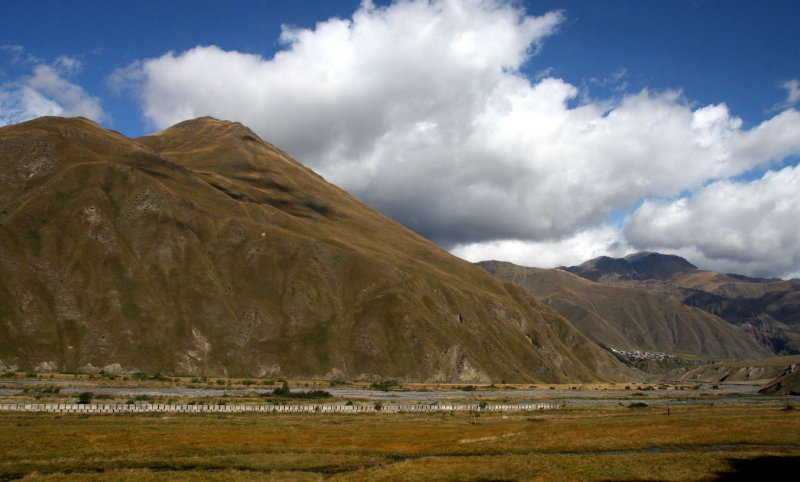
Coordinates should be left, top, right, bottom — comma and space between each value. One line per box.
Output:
2, 0, 800, 277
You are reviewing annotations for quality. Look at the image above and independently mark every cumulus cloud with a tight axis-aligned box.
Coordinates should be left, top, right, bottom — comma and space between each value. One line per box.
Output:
624, 165, 800, 279
0, 50, 105, 126
112, 0, 800, 277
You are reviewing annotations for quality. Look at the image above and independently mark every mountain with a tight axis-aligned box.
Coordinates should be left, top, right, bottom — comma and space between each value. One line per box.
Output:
477, 261, 771, 362
563, 253, 800, 355
563, 252, 697, 283
0, 116, 625, 383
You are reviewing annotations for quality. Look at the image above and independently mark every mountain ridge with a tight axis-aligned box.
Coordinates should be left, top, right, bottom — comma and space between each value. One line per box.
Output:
0, 116, 625, 383
510, 251, 800, 357
477, 260, 771, 363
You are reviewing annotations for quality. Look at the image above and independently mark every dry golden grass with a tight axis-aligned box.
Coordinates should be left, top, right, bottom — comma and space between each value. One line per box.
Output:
1, 403, 798, 480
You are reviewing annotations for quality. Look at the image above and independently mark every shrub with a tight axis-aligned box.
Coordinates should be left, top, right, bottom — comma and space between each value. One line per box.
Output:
371, 380, 399, 391
628, 402, 648, 408
78, 392, 94, 404
273, 382, 290, 396
262, 385, 331, 399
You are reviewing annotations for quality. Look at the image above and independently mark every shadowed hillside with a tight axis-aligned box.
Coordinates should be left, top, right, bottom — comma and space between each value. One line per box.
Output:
478, 261, 772, 362
563, 253, 800, 355
0, 116, 625, 382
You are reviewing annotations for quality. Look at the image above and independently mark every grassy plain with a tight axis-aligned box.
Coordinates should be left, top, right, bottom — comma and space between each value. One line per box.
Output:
1, 403, 798, 480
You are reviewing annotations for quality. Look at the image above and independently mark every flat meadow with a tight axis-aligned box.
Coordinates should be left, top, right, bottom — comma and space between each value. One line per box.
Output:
1, 401, 798, 480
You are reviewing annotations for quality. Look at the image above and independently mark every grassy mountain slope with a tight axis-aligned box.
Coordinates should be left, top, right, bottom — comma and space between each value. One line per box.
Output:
0, 116, 624, 382
564, 252, 800, 355
477, 261, 771, 360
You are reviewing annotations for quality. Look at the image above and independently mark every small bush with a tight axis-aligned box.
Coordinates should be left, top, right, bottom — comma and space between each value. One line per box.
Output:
273, 382, 291, 396
371, 380, 399, 391
78, 392, 94, 404
628, 402, 648, 408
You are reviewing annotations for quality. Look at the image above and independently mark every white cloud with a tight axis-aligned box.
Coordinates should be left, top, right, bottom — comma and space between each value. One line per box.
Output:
113, 0, 800, 277
786, 79, 800, 104
779, 79, 800, 108
452, 224, 632, 269
0, 52, 105, 126
624, 164, 800, 279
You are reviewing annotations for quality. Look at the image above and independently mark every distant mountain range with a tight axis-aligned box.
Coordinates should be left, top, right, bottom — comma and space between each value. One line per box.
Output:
479, 252, 800, 363
0, 116, 624, 383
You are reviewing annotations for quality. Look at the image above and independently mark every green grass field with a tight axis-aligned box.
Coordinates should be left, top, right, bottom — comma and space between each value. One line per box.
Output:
1, 403, 798, 480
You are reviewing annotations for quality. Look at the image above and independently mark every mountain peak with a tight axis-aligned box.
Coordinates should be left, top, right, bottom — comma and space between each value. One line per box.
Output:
566, 251, 697, 282
623, 251, 696, 268
0, 116, 623, 382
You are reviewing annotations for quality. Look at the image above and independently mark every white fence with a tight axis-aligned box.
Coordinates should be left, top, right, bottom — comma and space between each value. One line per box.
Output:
0, 402, 560, 414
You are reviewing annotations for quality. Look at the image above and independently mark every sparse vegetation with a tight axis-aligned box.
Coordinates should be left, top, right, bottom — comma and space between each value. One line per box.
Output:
0, 404, 796, 480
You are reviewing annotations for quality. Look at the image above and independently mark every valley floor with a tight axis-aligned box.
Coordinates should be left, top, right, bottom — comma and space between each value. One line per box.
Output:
1, 402, 798, 480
